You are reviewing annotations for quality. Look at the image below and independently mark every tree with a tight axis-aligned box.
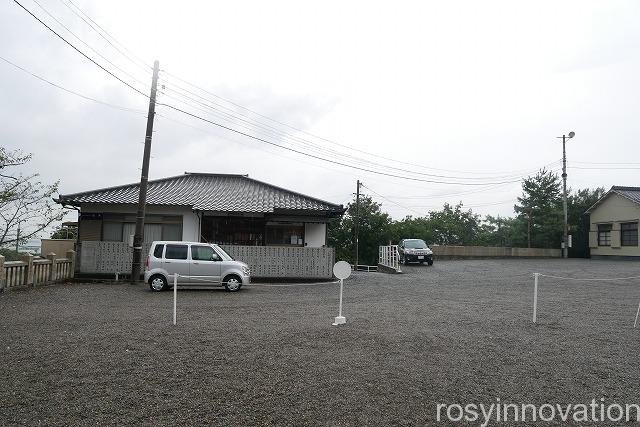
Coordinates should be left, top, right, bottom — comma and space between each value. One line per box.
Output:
328, 195, 393, 265
567, 187, 605, 257
514, 168, 562, 248
0, 148, 65, 247
50, 224, 78, 240
428, 202, 481, 245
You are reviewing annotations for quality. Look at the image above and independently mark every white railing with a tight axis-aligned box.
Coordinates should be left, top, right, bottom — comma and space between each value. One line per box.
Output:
378, 245, 401, 272
1, 251, 76, 291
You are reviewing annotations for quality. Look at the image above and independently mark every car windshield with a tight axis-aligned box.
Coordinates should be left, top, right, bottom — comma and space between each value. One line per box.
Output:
214, 245, 234, 261
404, 239, 428, 249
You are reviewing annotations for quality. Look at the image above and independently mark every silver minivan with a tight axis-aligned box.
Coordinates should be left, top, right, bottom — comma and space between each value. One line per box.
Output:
144, 241, 250, 292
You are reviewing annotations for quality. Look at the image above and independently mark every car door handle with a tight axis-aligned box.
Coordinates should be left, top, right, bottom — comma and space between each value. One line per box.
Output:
193, 262, 199, 265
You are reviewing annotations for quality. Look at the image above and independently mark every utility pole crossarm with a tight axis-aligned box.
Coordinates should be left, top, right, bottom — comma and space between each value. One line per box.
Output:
131, 60, 160, 282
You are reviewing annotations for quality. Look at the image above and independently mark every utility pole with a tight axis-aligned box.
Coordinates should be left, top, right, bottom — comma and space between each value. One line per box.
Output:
15, 221, 20, 253
131, 60, 160, 282
559, 131, 575, 259
354, 180, 361, 269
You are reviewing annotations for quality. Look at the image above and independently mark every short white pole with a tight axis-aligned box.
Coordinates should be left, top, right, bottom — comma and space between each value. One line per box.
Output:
115, 272, 119, 281
173, 273, 178, 325
634, 300, 640, 328
533, 273, 539, 323
338, 278, 344, 317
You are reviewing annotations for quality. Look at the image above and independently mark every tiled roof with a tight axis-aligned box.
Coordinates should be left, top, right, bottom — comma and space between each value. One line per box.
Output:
585, 186, 640, 213
56, 173, 344, 215
612, 186, 640, 205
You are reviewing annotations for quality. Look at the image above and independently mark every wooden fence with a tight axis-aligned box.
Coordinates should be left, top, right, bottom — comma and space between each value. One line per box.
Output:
0, 251, 76, 291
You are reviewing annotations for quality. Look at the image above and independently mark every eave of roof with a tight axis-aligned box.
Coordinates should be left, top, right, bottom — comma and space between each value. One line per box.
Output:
585, 186, 640, 214
55, 172, 345, 215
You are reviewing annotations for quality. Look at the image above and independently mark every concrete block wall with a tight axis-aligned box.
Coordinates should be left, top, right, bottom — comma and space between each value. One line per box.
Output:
221, 245, 334, 278
77, 241, 335, 279
431, 245, 561, 259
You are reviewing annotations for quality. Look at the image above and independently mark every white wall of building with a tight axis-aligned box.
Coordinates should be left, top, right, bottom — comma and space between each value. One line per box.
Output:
305, 223, 326, 247
182, 211, 199, 241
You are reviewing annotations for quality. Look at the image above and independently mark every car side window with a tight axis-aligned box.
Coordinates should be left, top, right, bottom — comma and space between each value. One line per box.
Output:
191, 245, 220, 261
165, 244, 188, 260
153, 244, 164, 258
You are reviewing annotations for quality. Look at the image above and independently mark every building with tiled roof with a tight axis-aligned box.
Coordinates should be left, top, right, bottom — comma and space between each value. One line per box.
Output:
56, 173, 345, 277
57, 172, 344, 246
586, 186, 640, 259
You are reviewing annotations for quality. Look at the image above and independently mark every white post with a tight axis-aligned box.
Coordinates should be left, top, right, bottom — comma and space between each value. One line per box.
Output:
533, 273, 539, 323
173, 273, 178, 325
338, 278, 344, 317
634, 300, 640, 328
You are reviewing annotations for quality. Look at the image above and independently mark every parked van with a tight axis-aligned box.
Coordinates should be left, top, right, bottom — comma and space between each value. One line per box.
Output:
144, 241, 250, 292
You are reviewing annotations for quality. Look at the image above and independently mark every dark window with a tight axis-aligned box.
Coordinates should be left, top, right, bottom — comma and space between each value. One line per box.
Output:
103, 222, 123, 241
598, 224, 612, 246
265, 224, 304, 246
201, 217, 264, 246
99, 214, 182, 243
191, 245, 217, 261
165, 244, 188, 260
621, 222, 638, 246
153, 244, 164, 258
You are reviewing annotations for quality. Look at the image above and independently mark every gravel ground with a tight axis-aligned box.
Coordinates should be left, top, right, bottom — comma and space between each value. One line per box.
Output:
1, 259, 639, 426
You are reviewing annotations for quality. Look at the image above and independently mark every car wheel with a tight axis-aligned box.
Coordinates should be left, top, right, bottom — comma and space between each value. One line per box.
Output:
223, 275, 242, 292
428, 260, 434, 266
403, 258, 409, 266
149, 274, 167, 292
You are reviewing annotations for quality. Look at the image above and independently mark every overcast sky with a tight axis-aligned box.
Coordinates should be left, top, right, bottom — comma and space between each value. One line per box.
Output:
2, 0, 640, 233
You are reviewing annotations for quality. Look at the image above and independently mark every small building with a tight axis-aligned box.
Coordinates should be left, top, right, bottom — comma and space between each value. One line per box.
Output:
56, 173, 345, 278
586, 186, 640, 259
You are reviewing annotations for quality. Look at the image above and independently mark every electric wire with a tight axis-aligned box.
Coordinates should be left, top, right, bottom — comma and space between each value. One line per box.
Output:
159, 83, 561, 182
13, 0, 149, 98
57, 0, 153, 73
34, 0, 570, 180
40, 0, 605, 180
161, 69, 563, 177
0, 55, 146, 113
156, 102, 528, 186
30, 0, 150, 89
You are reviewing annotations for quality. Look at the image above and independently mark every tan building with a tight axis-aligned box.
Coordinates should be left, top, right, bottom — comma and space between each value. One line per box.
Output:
586, 186, 640, 259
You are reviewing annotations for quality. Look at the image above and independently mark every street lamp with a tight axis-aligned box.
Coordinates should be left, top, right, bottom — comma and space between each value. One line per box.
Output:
558, 131, 575, 258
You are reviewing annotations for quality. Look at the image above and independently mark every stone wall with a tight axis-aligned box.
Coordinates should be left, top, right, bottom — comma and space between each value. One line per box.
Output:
431, 245, 561, 259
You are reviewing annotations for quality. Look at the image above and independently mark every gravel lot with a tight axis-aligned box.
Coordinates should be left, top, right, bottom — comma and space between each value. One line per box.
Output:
1, 259, 639, 426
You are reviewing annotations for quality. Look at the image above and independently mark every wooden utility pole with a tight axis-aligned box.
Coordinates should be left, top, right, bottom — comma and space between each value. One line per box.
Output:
131, 60, 160, 283
354, 180, 360, 269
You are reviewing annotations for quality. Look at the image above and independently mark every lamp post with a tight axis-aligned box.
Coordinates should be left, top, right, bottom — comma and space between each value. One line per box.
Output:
558, 131, 575, 258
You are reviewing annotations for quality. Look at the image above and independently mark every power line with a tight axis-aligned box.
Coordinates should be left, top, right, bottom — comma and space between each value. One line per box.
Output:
57, 0, 152, 73
159, 84, 560, 182
0, 55, 145, 113
569, 166, 640, 170
13, 0, 149, 98
30, 0, 149, 89
33, 0, 587, 180
359, 184, 424, 216
162, 68, 564, 177
571, 161, 640, 165
35, 0, 571, 180
156, 102, 527, 186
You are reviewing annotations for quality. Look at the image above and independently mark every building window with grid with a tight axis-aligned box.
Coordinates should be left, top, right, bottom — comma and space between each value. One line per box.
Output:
621, 222, 638, 246
597, 223, 612, 246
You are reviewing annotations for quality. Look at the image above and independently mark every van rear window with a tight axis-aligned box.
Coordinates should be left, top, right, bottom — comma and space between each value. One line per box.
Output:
165, 244, 188, 260
153, 244, 164, 258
